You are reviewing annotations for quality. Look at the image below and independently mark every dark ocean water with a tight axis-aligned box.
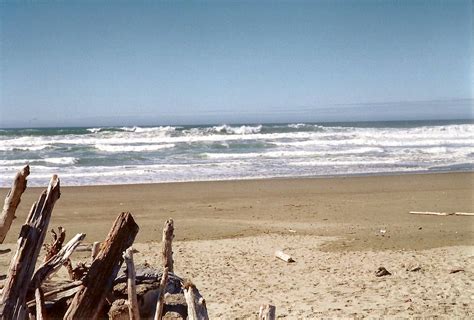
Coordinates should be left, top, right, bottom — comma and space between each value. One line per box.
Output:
1, 120, 473, 186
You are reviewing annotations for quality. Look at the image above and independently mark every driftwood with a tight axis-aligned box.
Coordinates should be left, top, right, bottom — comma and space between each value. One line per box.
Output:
409, 211, 450, 216
91, 241, 101, 261
454, 212, 474, 216
0, 165, 30, 243
35, 287, 46, 320
183, 281, 209, 320
153, 267, 168, 320
64, 212, 139, 320
31, 233, 86, 292
0, 175, 60, 320
43, 226, 66, 262
258, 304, 276, 320
275, 250, 295, 263
161, 219, 174, 273
410, 211, 474, 217
123, 248, 140, 320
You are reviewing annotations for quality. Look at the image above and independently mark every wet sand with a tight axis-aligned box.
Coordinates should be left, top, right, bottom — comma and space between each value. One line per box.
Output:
1, 172, 473, 250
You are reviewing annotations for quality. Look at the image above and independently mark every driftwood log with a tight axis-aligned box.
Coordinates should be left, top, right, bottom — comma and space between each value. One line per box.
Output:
275, 250, 295, 263
258, 304, 276, 320
183, 281, 209, 320
64, 212, 139, 320
153, 267, 168, 320
0, 165, 30, 243
161, 219, 174, 273
123, 248, 140, 320
0, 175, 60, 320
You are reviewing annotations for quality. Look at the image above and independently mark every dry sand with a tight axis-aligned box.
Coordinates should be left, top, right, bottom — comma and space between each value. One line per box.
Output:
1, 172, 473, 318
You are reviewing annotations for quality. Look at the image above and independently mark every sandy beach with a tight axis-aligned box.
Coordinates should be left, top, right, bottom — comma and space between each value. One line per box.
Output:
1, 172, 473, 318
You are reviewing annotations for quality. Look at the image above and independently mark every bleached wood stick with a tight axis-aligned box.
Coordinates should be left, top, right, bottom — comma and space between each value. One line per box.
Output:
258, 304, 276, 320
0, 165, 29, 243
91, 241, 100, 261
454, 212, 474, 216
275, 250, 295, 263
123, 247, 140, 320
153, 267, 168, 320
409, 211, 451, 216
31, 233, 86, 289
183, 281, 209, 320
35, 287, 46, 320
161, 219, 174, 273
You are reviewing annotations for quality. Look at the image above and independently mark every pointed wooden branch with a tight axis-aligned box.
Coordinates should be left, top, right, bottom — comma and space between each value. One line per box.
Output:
183, 281, 209, 320
153, 267, 168, 320
161, 219, 174, 273
123, 247, 140, 320
0, 175, 60, 320
0, 165, 30, 243
64, 212, 139, 320
258, 304, 276, 320
31, 233, 86, 290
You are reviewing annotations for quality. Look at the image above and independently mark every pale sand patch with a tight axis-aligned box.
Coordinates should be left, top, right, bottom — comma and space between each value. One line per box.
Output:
130, 235, 473, 319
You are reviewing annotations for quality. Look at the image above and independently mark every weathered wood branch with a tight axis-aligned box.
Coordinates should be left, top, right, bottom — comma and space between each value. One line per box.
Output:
258, 304, 276, 320
31, 233, 86, 292
161, 219, 174, 273
0, 165, 30, 244
0, 175, 60, 320
153, 267, 168, 320
183, 281, 209, 320
64, 212, 139, 320
275, 250, 295, 263
35, 287, 46, 320
123, 248, 140, 320
43, 226, 66, 262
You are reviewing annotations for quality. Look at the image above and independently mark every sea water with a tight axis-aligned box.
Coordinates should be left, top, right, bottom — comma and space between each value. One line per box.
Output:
1, 120, 473, 187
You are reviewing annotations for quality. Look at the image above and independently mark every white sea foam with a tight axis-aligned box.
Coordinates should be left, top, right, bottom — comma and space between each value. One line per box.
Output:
1, 122, 473, 187
95, 143, 175, 152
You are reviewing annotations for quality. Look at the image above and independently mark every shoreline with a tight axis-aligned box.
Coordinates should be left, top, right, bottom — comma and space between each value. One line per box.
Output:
3, 168, 473, 189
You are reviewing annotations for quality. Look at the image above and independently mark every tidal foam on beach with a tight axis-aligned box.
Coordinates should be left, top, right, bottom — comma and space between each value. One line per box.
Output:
1, 120, 473, 186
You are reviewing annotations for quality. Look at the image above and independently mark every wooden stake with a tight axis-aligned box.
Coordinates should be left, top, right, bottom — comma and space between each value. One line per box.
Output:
258, 304, 276, 320
35, 287, 46, 320
153, 267, 168, 320
123, 247, 140, 320
275, 250, 295, 263
161, 219, 174, 273
0, 165, 29, 243
0, 175, 60, 320
183, 281, 209, 320
64, 212, 139, 320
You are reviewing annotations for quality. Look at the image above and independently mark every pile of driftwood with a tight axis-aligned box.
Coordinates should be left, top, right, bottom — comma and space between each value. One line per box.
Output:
0, 166, 208, 320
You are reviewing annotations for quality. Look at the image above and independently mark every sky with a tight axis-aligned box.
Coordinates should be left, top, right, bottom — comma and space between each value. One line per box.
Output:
0, 0, 472, 127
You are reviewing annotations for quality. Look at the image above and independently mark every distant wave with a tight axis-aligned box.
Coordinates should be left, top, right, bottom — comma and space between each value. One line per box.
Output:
95, 143, 176, 152
1, 121, 473, 186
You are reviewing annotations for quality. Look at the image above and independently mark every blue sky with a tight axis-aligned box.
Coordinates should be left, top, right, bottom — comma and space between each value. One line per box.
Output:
0, 0, 472, 127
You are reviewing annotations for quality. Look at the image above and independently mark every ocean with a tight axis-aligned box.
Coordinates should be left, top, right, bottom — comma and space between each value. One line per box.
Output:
1, 120, 473, 187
